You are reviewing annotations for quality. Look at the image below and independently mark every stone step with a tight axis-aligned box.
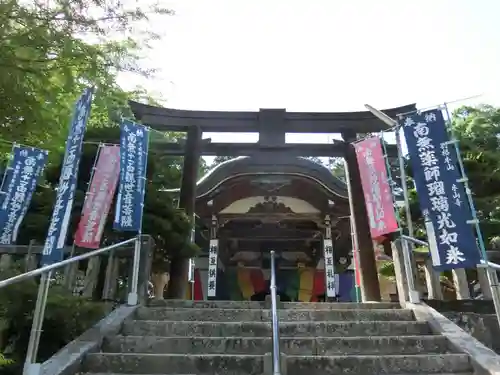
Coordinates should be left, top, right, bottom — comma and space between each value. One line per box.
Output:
83, 353, 470, 375
122, 320, 432, 337
104, 335, 451, 356
286, 354, 471, 375
83, 353, 264, 374
284, 301, 401, 310
148, 299, 400, 310
135, 307, 414, 322
148, 300, 265, 309
79, 374, 473, 375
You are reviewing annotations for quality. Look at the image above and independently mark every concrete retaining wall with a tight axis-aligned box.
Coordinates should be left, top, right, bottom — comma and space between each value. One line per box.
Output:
425, 299, 500, 353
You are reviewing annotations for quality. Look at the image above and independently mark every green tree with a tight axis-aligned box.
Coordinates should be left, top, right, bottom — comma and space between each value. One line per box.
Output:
210, 155, 235, 167
0, 0, 202, 366
0, 0, 172, 155
327, 157, 346, 182
0, 353, 13, 367
0, 0, 200, 265
451, 105, 500, 244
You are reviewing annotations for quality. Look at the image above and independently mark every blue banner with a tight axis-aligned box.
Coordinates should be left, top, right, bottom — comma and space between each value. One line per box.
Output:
41, 88, 94, 266
401, 109, 481, 270
113, 120, 149, 232
0, 146, 48, 244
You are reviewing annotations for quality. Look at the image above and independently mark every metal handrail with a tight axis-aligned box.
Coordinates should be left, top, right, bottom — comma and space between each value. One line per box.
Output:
0, 236, 142, 375
269, 250, 281, 375
0, 237, 137, 289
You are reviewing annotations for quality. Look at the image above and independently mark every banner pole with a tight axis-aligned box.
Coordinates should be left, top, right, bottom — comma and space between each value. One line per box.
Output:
343, 158, 363, 302
23, 270, 51, 375
81, 143, 103, 211
128, 234, 141, 306
349, 215, 361, 302
188, 214, 196, 300
190, 258, 195, 301
127, 125, 149, 306
63, 242, 76, 290
378, 132, 420, 303
443, 104, 500, 327
393, 130, 420, 302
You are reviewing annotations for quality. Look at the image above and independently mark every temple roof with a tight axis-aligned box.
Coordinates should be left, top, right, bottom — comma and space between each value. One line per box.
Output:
129, 102, 417, 133
164, 154, 348, 199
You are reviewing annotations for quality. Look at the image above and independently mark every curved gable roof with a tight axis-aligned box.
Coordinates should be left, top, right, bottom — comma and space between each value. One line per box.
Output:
165, 155, 348, 199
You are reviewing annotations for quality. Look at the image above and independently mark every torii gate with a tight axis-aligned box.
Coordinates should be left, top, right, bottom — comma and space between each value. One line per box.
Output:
129, 101, 416, 301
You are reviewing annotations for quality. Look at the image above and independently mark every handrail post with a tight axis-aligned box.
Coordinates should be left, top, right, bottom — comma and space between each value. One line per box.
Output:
269, 250, 281, 375
127, 234, 142, 306
399, 236, 420, 303
23, 271, 52, 375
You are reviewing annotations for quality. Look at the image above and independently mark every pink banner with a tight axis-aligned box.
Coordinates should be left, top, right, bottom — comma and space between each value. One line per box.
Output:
354, 137, 399, 239
74, 145, 120, 248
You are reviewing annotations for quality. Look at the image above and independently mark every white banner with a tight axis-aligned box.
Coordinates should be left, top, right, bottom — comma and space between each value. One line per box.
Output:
207, 239, 218, 297
323, 238, 336, 297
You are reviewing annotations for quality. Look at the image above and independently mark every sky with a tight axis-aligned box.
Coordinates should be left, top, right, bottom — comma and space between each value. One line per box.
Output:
118, 0, 500, 163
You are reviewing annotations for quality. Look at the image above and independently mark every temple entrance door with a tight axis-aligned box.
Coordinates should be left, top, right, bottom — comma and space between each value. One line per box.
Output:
248, 264, 293, 302
217, 207, 341, 302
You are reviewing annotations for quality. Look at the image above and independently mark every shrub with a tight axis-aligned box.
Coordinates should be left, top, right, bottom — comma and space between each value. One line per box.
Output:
0, 352, 13, 367
0, 263, 109, 374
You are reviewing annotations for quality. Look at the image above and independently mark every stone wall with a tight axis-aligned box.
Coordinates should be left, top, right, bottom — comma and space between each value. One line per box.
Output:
425, 299, 500, 353
444, 312, 500, 352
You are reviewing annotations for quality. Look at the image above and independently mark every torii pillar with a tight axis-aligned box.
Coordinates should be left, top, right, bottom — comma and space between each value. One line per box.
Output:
342, 130, 382, 302
166, 126, 203, 299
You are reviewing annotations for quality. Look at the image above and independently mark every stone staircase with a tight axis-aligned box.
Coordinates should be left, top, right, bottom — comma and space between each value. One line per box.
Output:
79, 300, 474, 375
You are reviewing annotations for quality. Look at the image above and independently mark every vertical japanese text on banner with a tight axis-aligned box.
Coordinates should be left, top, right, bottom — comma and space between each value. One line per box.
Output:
74, 145, 120, 248
114, 120, 149, 232
42, 87, 94, 266
401, 109, 480, 270
207, 239, 218, 297
354, 137, 399, 239
323, 238, 336, 297
0, 147, 48, 245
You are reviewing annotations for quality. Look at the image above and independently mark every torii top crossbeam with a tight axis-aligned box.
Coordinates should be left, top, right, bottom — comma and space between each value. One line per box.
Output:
129, 101, 416, 134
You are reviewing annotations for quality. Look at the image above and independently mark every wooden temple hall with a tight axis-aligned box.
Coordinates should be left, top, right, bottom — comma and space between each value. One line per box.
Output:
129, 102, 418, 303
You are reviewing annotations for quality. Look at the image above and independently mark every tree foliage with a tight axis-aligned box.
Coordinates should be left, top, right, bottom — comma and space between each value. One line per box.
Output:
0, 0, 210, 367
452, 105, 500, 244
0, 0, 171, 155
0, 353, 13, 368
210, 155, 235, 167
0, 0, 203, 274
